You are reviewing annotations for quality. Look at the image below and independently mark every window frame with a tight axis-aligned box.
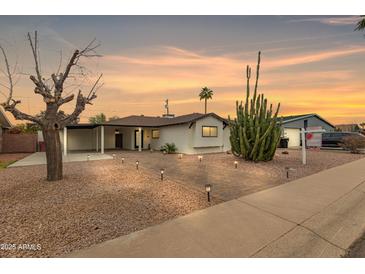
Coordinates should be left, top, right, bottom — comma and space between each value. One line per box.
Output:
151, 129, 160, 139
201, 126, 218, 137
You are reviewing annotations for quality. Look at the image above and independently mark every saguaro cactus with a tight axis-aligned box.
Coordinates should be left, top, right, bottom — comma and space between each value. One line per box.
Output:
229, 52, 281, 162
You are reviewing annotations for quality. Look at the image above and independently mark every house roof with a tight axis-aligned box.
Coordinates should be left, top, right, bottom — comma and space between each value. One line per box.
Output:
280, 113, 335, 128
0, 108, 12, 128
65, 113, 227, 129
104, 112, 227, 127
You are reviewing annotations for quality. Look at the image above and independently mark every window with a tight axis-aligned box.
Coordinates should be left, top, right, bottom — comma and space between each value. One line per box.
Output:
152, 129, 160, 139
202, 126, 218, 137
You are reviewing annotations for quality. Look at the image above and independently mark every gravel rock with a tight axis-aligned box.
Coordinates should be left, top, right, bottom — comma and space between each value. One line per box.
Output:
0, 160, 214, 258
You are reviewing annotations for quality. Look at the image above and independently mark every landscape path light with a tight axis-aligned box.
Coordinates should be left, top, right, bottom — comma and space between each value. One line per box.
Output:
160, 169, 164, 181
234, 160, 238, 168
285, 167, 296, 179
121, 157, 125, 164
112, 154, 116, 159
178, 154, 183, 159
205, 184, 212, 202
136, 160, 139, 170
198, 155, 203, 162
87, 154, 90, 161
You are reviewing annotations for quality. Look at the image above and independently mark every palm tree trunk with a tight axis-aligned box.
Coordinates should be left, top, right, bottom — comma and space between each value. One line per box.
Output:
205, 99, 207, 114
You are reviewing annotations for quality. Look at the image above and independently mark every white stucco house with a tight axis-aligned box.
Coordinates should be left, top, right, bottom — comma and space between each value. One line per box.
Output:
60, 112, 231, 155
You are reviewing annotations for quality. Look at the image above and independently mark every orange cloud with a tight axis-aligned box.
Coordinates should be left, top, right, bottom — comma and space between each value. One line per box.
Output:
3, 44, 365, 125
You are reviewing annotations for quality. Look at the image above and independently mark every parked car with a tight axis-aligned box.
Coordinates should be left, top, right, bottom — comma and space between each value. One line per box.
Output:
322, 132, 365, 147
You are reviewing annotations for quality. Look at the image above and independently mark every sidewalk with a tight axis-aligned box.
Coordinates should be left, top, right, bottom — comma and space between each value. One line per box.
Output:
9, 152, 112, 167
67, 157, 365, 258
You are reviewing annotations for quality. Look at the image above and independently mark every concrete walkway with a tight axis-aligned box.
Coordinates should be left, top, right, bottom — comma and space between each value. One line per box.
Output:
9, 152, 113, 167
67, 158, 365, 258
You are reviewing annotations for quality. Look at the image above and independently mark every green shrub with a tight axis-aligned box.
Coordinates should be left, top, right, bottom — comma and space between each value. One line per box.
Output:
160, 143, 178, 154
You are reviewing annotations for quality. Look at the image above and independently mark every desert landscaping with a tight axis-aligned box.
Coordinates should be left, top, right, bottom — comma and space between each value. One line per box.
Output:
0, 148, 363, 257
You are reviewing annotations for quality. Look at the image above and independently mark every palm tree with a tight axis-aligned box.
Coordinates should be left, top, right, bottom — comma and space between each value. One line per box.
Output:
199, 87, 214, 114
355, 16, 365, 31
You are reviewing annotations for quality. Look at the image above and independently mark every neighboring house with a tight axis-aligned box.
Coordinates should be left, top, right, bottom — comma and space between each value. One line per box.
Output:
0, 108, 12, 153
280, 113, 335, 147
335, 124, 360, 132
60, 113, 231, 155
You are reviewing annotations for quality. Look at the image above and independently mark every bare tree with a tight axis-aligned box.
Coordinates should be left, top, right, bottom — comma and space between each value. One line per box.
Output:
0, 31, 103, 181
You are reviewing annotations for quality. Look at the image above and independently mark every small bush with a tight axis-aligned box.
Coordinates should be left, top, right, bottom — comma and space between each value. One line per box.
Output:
340, 135, 365, 154
160, 143, 178, 154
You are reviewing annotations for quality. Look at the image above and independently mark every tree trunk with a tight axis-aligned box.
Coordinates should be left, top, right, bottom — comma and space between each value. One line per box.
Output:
43, 128, 63, 181
205, 99, 207, 114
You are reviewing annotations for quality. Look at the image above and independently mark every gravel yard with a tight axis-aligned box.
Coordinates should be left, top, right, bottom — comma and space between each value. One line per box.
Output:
0, 159, 214, 258
111, 148, 364, 200
0, 148, 363, 258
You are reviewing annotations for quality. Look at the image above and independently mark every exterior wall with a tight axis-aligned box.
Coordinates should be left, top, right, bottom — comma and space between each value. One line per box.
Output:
282, 128, 301, 147
1, 133, 37, 153
223, 126, 231, 152
63, 128, 96, 151
283, 116, 335, 132
193, 116, 224, 149
149, 116, 231, 154
150, 124, 193, 153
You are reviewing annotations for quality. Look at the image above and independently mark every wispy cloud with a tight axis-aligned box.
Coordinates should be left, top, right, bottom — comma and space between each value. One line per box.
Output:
289, 16, 361, 26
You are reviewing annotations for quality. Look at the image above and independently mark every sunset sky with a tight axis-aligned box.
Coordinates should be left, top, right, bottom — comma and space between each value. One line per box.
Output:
0, 16, 364, 125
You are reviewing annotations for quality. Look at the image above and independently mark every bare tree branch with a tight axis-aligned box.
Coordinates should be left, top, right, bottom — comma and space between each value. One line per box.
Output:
27, 31, 53, 100
61, 73, 103, 125
0, 45, 14, 105
1, 43, 41, 124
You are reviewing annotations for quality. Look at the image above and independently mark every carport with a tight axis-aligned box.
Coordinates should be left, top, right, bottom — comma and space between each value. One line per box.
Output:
61, 124, 145, 155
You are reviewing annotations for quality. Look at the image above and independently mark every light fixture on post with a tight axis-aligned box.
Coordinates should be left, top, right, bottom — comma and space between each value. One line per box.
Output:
205, 184, 211, 202
136, 160, 139, 170
198, 155, 203, 162
234, 160, 238, 168
121, 157, 125, 164
160, 169, 164, 181
178, 154, 183, 159
87, 155, 90, 161
285, 167, 295, 179
112, 154, 116, 159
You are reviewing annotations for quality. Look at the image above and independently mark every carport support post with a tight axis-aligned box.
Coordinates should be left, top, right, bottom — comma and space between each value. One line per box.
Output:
63, 126, 67, 156
96, 127, 99, 152
138, 127, 142, 152
301, 128, 306, 165
101, 125, 104, 154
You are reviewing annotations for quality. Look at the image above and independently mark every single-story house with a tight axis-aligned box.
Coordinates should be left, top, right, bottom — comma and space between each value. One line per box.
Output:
0, 108, 12, 153
280, 113, 335, 147
60, 112, 231, 155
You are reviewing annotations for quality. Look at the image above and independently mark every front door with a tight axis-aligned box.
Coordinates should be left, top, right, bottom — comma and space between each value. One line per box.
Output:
134, 129, 144, 149
115, 133, 123, 149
